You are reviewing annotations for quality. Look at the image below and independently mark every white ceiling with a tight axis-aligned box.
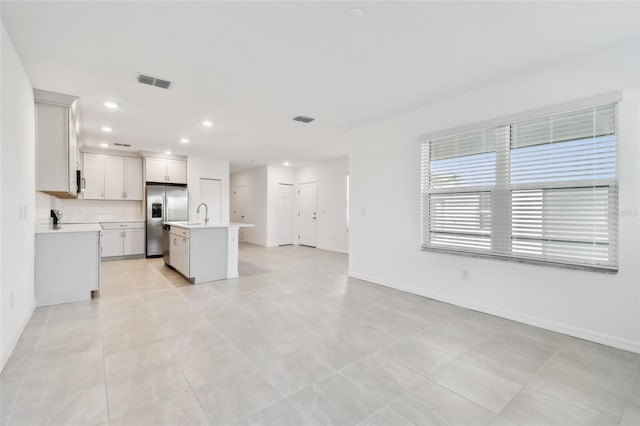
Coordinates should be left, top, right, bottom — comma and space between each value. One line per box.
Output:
2, 1, 638, 171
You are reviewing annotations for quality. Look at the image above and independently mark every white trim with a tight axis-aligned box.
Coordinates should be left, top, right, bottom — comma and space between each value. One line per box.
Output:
419, 91, 623, 142
0, 300, 36, 372
348, 271, 640, 354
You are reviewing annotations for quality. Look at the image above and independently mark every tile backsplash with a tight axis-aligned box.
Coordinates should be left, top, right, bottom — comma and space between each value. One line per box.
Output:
36, 191, 143, 224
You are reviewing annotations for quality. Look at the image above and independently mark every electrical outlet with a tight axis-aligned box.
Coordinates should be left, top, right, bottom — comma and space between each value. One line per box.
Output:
461, 269, 469, 280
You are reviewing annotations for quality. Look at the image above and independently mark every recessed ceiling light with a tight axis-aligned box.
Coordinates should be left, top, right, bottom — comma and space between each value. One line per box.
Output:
284, 161, 290, 167
180, 138, 189, 143
202, 120, 213, 127
165, 150, 172, 155
345, 8, 365, 22
104, 101, 118, 109
100, 143, 109, 148
101, 126, 112, 132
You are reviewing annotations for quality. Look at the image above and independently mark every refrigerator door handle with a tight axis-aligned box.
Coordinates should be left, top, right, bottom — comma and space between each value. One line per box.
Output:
163, 192, 167, 224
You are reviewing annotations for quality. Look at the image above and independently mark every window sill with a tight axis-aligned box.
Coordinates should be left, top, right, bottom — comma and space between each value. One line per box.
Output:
420, 246, 618, 274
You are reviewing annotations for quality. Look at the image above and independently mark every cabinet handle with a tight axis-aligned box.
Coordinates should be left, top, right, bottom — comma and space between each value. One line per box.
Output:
174, 238, 177, 245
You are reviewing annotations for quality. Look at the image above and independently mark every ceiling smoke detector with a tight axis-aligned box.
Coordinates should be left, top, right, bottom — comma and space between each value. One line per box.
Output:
293, 115, 315, 124
137, 73, 172, 89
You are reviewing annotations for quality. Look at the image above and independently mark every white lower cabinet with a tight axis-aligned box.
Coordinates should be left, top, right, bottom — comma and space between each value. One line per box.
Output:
170, 230, 190, 277
101, 230, 124, 257
100, 222, 145, 258
123, 228, 145, 256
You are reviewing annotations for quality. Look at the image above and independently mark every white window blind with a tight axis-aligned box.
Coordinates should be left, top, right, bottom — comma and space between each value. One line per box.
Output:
421, 102, 618, 271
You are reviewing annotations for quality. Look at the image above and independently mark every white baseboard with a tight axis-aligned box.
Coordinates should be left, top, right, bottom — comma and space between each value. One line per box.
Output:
349, 272, 640, 354
0, 300, 36, 372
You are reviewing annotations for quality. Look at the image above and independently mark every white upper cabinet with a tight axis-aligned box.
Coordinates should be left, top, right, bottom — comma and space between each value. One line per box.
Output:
167, 159, 187, 184
82, 153, 143, 200
35, 89, 79, 198
83, 153, 105, 199
145, 157, 167, 183
145, 157, 187, 184
104, 155, 125, 199
124, 157, 143, 200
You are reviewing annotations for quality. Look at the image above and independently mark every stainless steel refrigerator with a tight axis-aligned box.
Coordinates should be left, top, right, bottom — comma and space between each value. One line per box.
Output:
146, 184, 188, 257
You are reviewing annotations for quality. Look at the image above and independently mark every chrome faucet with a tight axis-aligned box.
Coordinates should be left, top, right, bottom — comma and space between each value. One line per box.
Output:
196, 203, 209, 225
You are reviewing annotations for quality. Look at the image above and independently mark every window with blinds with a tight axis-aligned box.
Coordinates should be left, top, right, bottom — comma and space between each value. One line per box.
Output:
421, 102, 618, 271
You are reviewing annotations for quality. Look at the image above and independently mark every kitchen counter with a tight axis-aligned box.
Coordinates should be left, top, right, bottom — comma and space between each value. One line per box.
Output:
163, 221, 254, 229
35, 223, 103, 234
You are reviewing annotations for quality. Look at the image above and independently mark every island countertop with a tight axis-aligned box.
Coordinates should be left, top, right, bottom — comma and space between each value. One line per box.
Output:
163, 221, 255, 229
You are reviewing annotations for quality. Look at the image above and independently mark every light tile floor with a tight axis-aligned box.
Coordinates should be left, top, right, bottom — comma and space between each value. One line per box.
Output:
1, 244, 639, 425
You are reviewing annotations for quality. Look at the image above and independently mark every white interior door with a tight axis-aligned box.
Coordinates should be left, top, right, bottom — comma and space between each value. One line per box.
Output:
298, 182, 317, 247
232, 185, 246, 242
277, 184, 294, 245
199, 178, 222, 224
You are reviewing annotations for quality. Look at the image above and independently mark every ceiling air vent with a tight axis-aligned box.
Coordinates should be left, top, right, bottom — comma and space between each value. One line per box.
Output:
113, 142, 131, 147
137, 73, 172, 89
293, 115, 315, 123
154, 79, 172, 89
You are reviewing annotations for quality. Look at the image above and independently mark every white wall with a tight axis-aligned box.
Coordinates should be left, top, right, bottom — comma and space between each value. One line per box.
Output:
230, 166, 268, 246
347, 41, 640, 353
187, 156, 230, 224
1, 23, 37, 369
295, 158, 349, 253
266, 165, 295, 247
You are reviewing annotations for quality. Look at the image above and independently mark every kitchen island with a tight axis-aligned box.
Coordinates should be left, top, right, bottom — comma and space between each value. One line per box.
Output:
163, 222, 254, 283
